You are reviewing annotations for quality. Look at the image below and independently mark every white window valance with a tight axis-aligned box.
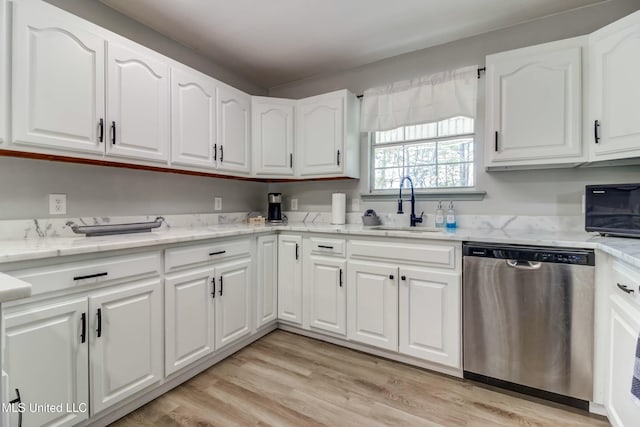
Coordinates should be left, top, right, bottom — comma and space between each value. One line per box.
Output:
360, 65, 478, 132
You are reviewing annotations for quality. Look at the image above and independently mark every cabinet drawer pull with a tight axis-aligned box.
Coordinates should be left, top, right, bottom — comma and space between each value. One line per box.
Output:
594, 120, 600, 144
111, 121, 116, 145
318, 245, 334, 249
96, 308, 102, 338
339, 269, 343, 287
219, 276, 224, 296
211, 277, 216, 299
73, 272, 108, 281
9, 388, 22, 427
401, 275, 406, 281
98, 118, 104, 143
617, 282, 634, 294
81, 312, 87, 344
209, 250, 226, 256
389, 274, 394, 280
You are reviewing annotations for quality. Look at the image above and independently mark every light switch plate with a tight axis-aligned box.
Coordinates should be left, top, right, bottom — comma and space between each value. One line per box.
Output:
290, 199, 298, 211
49, 194, 67, 215
214, 197, 222, 211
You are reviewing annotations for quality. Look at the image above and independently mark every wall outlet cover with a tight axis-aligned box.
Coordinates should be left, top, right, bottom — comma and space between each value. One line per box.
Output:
214, 197, 222, 211
290, 199, 298, 211
352, 198, 360, 212
49, 193, 67, 215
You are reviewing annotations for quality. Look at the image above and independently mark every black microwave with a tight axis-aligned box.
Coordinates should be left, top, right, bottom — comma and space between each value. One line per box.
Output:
585, 184, 640, 237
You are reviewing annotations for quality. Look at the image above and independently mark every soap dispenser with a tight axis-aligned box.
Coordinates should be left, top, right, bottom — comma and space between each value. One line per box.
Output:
446, 201, 457, 230
435, 201, 445, 228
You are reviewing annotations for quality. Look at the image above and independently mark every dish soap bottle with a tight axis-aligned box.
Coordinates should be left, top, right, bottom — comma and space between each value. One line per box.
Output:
435, 201, 445, 228
446, 201, 457, 230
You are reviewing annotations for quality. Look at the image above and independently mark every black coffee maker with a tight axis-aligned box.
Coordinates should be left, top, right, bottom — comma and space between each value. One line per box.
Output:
267, 193, 283, 223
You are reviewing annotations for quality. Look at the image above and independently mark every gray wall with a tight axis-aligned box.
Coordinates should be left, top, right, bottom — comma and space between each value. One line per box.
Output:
268, 0, 640, 217
45, 0, 267, 95
0, 157, 267, 219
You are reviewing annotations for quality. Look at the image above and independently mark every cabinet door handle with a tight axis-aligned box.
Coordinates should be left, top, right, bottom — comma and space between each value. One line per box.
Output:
211, 276, 216, 299
209, 250, 226, 256
290, 153, 293, 169
389, 274, 394, 280
617, 282, 634, 294
9, 388, 22, 427
318, 245, 334, 249
295, 243, 299, 260
494, 131, 498, 152
111, 121, 116, 145
96, 308, 102, 338
594, 120, 600, 144
339, 269, 343, 287
213, 143, 217, 161
73, 272, 108, 281
98, 118, 104, 143
219, 145, 224, 162
81, 312, 87, 344
401, 275, 406, 281
219, 276, 224, 296
336, 150, 341, 166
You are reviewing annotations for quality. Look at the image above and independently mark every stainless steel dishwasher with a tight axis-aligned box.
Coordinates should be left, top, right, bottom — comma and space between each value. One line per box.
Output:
462, 242, 595, 408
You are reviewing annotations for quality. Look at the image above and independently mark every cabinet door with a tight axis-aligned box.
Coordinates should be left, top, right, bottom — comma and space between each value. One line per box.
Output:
252, 97, 295, 176
399, 267, 460, 368
307, 256, 347, 335
256, 235, 278, 328
171, 67, 217, 169
4, 298, 89, 427
346, 261, 398, 351
89, 279, 162, 414
0, 0, 8, 146
12, 0, 105, 154
106, 41, 170, 163
165, 268, 215, 376
215, 258, 252, 350
278, 235, 303, 325
590, 11, 640, 161
485, 39, 583, 166
218, 85, 251, 174
606, 295, 640, 427
296, 93, 344, 176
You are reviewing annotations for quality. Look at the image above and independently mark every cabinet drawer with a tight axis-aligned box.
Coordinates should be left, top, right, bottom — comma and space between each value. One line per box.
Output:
6, 252, 161, 296
309, 237, 346, 257
165, 238, 250, 272
612, 259, 640, 307
349, 239, 457, 269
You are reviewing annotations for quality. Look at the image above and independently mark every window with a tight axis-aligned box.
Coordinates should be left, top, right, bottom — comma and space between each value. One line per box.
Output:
371, 116, 474, 191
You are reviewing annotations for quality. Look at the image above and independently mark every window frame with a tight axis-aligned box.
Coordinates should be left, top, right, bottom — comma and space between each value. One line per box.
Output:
368, 120, 477, 195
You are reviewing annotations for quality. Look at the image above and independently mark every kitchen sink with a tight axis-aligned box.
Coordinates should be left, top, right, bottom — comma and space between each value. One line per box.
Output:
369, 225, 443, 232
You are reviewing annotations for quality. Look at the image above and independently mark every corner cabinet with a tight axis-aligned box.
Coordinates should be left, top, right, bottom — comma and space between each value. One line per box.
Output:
484, 37, 586, 169
256, 235, 278, 329
296, 90, 360, 178
217, 84, 251, 174
277, 234, 303, 325
589, 10, 640, 161
252, 97, 295, 176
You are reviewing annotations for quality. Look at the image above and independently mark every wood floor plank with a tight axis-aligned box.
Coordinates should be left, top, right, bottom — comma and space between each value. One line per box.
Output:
110, 331, 610, 427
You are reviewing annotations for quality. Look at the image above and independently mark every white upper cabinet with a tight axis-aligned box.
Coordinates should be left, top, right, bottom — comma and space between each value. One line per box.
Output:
171, 66, 217, 169
252, 97, 295, 176
0, 0, 8, 146
589, 10, 640, 161
11, 0, 105, 154
217, 84, 251, 174
485, 37, 585, 169
106, 41, 170, 163
296, 89, 359, 178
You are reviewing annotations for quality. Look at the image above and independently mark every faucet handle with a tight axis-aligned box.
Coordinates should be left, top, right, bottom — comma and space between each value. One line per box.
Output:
416, 212, 424, 223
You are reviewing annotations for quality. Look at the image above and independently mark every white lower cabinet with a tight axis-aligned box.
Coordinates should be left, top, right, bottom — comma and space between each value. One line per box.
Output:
215, 258, 252, 350
256, 235, 278, 329
306, 255, 346, 336
277, 235, 303, 325
89, 279, 163, 415
5, 297, 89, 427
347, 261, 398, 351
398, 267, 460, 368
164, 268, 215, 376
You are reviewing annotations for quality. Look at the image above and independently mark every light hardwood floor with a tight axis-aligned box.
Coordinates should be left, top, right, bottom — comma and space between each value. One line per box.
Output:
111, 331, 609, 426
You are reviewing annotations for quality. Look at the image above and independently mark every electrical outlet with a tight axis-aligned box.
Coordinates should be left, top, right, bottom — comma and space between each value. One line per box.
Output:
290, 199, 298, 211
49, 194, 67, 215
352, 198, 360, 212
214, 197, 222, 211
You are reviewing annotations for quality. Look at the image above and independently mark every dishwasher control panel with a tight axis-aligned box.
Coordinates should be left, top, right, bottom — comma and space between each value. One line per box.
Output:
463, 243, 595, 266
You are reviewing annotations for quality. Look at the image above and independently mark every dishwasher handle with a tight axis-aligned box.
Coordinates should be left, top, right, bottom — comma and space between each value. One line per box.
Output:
506, 259, 542, 270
